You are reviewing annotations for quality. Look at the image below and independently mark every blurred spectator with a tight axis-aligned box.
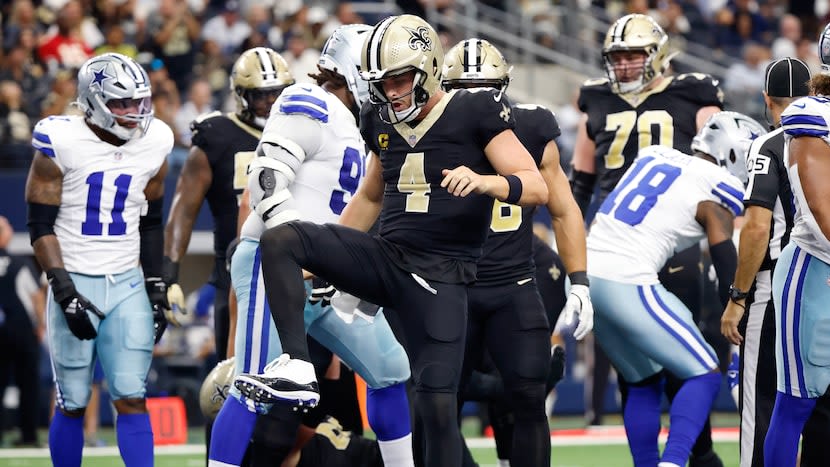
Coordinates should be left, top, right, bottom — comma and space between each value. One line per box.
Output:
0, 216, 46, 448
146, 0, 201, 94
0, 81, 34, 170
245, 4, 282, 50
797, 37, 821, 76
37, 0, 94, 72
771, 14, 802, 59
40, 69, 80, 118
0, 38, 50, 123
201, 0, 251, 57
723, 42, 770, 121
156, 283, 216, 364
94, 23, 138, 58
3, 0, 45, 52
713, 0, 772, 58
174, 78, 213, 151
283, 34, 320, 84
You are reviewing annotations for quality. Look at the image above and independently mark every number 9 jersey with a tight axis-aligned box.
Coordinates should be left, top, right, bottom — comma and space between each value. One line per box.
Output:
31, 115, 173, 274
587, 145, 743, 284
579, 73, 723, 199
240, 83, 366, 240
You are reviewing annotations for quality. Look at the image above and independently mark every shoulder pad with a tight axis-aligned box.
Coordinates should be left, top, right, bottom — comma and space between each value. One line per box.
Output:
31, 116, 74, 158
193, 110, 223, 125
782, 96, 830, 138
277, 84, 330, 123
674, 73, 719, 86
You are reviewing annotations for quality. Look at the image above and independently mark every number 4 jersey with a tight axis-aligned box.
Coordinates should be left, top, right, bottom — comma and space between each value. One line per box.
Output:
587, 145, 743, 284
31, 115, 173, 274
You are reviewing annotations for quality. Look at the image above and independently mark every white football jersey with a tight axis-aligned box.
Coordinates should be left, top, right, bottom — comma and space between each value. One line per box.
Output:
240, 83, 366, 240
781, 95, 830, 264
587, 145, 744, 284
31, 116, 173, 274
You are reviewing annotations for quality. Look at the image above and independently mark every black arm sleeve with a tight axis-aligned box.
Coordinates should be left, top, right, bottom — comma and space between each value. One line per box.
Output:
569, 169, 596, 216
139, 198, 164, 278
27, 202, 60, 244
710, 240, 737, 307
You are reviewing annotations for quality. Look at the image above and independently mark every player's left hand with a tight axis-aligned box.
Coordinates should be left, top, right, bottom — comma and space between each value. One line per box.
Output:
441, 166, 487, 197
562, 284, 593, 340
145, 278, 170, 343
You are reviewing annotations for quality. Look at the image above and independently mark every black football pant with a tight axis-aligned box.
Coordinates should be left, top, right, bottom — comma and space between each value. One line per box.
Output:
0, 320, 40, 444
260, 222, 467, 467
459, 280, 551, 467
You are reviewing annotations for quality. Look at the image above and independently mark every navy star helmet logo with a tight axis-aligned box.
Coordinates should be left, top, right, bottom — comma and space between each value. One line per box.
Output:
90, 66, 113, 91
404, 26, 433, 52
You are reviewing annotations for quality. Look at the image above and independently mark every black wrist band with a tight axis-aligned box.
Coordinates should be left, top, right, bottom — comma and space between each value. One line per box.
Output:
163, 256, 179, 284
568, 271, 589, 286
504, 174, 523, 205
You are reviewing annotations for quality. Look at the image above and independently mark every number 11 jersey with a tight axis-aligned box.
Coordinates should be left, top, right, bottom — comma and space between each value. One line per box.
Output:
31, 115, 173, 275
586, 145, 743, 284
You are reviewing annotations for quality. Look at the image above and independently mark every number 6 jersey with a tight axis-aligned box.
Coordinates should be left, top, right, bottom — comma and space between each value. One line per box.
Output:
587, 145, 744, 284
31, 115, 173, 274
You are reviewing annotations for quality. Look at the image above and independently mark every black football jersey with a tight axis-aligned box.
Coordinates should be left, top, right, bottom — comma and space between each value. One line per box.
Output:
475, 103, 560, 284
360, 88, 514, 284
190, 112, 261, 287
578, 73, 723, 201
297, 431, 383, 467
743, 128, 795, 271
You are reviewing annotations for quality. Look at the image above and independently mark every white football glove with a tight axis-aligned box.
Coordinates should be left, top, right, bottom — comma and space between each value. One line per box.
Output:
561, 284, 593, 340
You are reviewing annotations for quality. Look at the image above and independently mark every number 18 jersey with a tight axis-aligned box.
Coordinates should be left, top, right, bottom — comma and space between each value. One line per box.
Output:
31, 115, 173, 275
587, 145, 743, 284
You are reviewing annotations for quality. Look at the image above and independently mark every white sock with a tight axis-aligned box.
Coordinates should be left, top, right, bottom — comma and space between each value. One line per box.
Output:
497, 459, 511, 467
657, 463, 681, 467
378, 434, 415, 467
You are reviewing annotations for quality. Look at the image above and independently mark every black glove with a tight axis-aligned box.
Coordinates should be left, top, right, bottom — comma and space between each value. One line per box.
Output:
47, 268, 105, 340
145, 277, 169, 343
309, 277, 336, 308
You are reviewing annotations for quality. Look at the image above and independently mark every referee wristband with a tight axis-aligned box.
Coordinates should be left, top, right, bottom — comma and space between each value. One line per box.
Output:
504, 175, 523, 205
568, 271, 589, 286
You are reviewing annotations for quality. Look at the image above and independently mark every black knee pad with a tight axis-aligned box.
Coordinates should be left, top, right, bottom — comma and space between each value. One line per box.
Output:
260, 223, 304, 256
417, 362, 458, 392
506, 381, 546, 420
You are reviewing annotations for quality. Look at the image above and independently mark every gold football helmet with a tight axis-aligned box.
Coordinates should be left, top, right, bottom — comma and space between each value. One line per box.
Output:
199, 357, 235, 421
442, 38, 511, 96
602, 14, 671, 94
360, 14, 443, 123
230, 47, 294, 127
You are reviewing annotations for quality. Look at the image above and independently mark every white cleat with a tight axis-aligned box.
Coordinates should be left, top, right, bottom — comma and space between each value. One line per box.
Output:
234, 354, 320, 406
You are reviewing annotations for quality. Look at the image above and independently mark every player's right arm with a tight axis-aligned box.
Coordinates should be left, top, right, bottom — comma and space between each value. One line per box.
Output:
164, 145, 212, 265
26, 150, 104, 340
339, 151, 383, 232
570, 113, 597, 215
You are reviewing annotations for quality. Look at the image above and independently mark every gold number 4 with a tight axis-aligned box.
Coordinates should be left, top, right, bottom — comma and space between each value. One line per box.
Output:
603, 110, 674, 169
398, 152, 431, 213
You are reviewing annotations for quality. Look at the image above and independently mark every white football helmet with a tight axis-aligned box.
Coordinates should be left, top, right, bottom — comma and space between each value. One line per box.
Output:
691, 111, 767, 185
199, 357, 235, 421
442, 38, 512, 97
230, 47, 294, 128
819, 22, 830, 74
360, 14, 444, 123
76, 53, 153, 140
602, 14, 671, 94
318, 24, 373, 109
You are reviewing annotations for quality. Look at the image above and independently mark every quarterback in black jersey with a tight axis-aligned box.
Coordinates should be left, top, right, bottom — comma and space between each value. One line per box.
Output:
571, 14, 724, 467
441, 38, 592, 467
236, 15, 548, 467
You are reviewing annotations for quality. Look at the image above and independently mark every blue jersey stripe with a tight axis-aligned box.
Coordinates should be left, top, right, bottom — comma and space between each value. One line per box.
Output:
711, 188, 743, 217
280, 93, 329, 122
783, 127, 830, 138
32, 142, 55, 158
33, 131, 52, 145
280, 104, 329, 122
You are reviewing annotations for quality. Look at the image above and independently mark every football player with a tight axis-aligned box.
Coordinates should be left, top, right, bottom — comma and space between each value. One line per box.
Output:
587, 111, 765, 467
164, 46, 295, 359
441, 38, 592, 467
571, 14, 725, 464
26, 53, 174, 467
163, 46, 292, 454
233, 14, 549, 467
208, 25, 414, 467
765, 27, 830, 465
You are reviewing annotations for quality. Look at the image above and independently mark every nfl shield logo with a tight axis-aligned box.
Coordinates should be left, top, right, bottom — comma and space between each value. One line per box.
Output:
408, 135, 417, 145
113, 151, 123, 161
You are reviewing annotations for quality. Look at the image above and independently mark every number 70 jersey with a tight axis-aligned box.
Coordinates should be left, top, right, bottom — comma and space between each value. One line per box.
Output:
587, 145, 744, 284
31, 115, 174, 275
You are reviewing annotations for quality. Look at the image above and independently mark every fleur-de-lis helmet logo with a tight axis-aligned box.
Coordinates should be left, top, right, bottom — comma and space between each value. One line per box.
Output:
404, 26, 433, 52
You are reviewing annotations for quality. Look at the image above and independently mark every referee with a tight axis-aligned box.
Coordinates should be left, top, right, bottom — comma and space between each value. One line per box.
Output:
720, 57, 830, 467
